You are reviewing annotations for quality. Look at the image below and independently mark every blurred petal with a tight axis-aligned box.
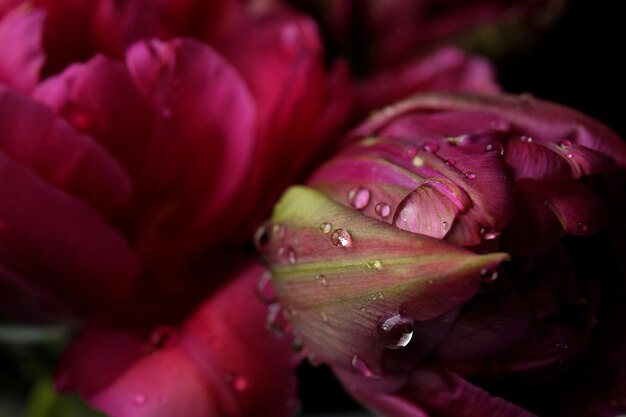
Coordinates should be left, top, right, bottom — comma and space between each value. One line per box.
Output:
0, 151, 138, 313
2, 85, 133, 213
265, 186, 508, 381
77, 262, 298, 417
0, 4, 44, 92
359, 47, 500, 113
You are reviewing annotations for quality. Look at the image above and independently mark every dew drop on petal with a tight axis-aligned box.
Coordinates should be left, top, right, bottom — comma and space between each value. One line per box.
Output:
559, 139, 573, 148
255, 271, 275, 304
442, 221, 449, 231
266, 303, 289, 336
253, 223, 270, 251
320, 222, 332, 234
566, 152, 574, 159
375, 202, 391, 218
277, 246, 297, 265
520, 135, 533, 143
577, 221, 589, 233
348, 187, 371, 209
465, 172, 477, 180
366, 259, 383, 270
376, 313, 414, 349
483, 229, 500, 240
480, 268, 499, 283
412, 156, 424, 167
331, 229, 353, 248
423, 142, 439, 153
351, 355, 375, 377
404, 145, 417, 158
445, 159, 456, 166
316, 274, 328, 286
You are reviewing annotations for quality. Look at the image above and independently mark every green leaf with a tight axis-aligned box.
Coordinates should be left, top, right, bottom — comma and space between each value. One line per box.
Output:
25, 378, 107, 417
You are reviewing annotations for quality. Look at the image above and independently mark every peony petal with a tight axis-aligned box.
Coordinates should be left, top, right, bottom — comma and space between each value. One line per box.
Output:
0, 4, 45, 93
80, 262, 298, 417
2, 85, 133, 213
0, 151, 139, 313
358, 47, 500, 113
265, 186, 509, 382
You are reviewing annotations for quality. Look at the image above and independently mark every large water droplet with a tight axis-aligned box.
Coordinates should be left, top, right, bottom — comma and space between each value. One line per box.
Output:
375, 202, 391, 218
266, 303, 289, 336
465, 172, 477, 180
331, 229, 353, 248
255, 271, 275, 304
351, 355, 375, 377
559, 139, 573, 148
442, 221, 449, 231
376, 313, 414, 349
253, 223, 270, 251
320, 222, 332, 234
348, 187, 371, 209
277, 246, 297, 265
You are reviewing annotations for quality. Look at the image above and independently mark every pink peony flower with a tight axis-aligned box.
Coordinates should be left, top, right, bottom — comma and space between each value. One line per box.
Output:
261, 92, 626, 417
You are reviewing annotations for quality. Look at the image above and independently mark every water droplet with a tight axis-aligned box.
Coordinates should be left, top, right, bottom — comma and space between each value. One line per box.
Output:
161, 107, 173, 118
366, 259, 383, 270
465, 172, 477, 180
566, 152, 573, 159
559, 139, 573, 148
255, 271, 275, 304
320, 222, 332, 234
577, 221, 589, 233
277, 246, 297, 265
147, 325, 176, 350
446, 135, 467, 145
316, 274, 328, 286
375, 203, 391, 218
272, 223, 286, 240
445, 159, 456, 166
485, 143, 494, 151
423, 142, 439, 153
442, 221, 449, 231
520, 135, 533, 143
555, 342, 569, 350
292, 336, 304, 352
483, 229, 500, 240
133, 393, 146, 406
377, 313, 414, 349
490, 120, 511, 132
253, 223, 270, 251
330, 229, 353, 248
266, 303, 289, 336
480, 268, 499, 283
232, 376, 248, 392
351, 355, 375, 377
404, 145, 417, 158
412, 156, 424, 167
348, 187, 371, 209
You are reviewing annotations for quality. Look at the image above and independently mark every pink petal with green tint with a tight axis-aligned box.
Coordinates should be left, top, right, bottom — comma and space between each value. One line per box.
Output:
0, 4, 44, 93
358, 47, 500, 113
1, 85, 132, 213
0, 151, 138, 314
265, 186, 508, 383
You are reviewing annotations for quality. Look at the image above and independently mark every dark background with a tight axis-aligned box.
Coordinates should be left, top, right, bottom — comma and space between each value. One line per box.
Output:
299, 0, 625, 414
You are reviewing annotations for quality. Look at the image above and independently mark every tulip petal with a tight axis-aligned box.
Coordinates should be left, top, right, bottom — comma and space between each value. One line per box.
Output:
1, 85, 133, 213
0, 4, 44, 93
77, 262, 298, 417
0, 151, 138, 313
358, 47, 500, 113
266, 186, 509, 380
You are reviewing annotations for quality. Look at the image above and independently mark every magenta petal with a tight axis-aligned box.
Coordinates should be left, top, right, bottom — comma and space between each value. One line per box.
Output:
505, 138, 573, 181
56, 325, 143, 396
0, 151, 138, 313
2, 85, 133, 213
83, 262, 298, 417
125, 38, 256, 231
0, 5, 44, 93
359, 47, 500, 113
